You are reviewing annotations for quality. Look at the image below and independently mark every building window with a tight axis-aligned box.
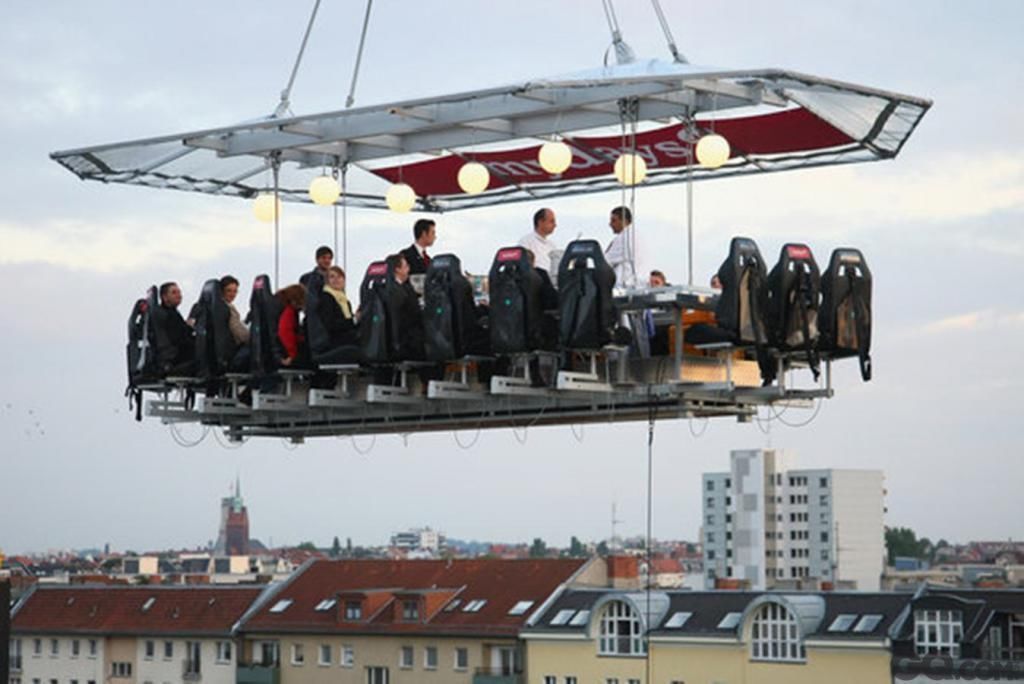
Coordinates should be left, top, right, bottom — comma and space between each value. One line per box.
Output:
706, 514, 714, 525
216, 642, 232, 664
89, 640, 97, 658
598, 600, 645, 656
821, 550, 830, 561
11, 639, 23, 671
71, 640, 80, 658
707, 532, 715, 543
424, 647, 437, 670
163, 641, 173, 659
402, 600, 420, 621
365, 666, 389, 684
144, 640, 154, 659
259, 642, 279, 667
706, 480, 714, 491
340, 646, 355, 668
111, 663, 132, 678
32, 640, 41, 657
543, 678, 556, 684
725, 478, 732, 488
707, 550, 715, 560
454, 647, 468, 671
185, 641, 201, 678
706, 497, 715, 508
726, 514, 732, 523
750, 602, 806, 662
565, 678, 578, 684
820, 495, 829, 506
50, 640, 59, 657
319, 645, 331, 666
606, 679, 619, 684
291, 643, 305, 666
820, 477, 828, 487
345, 601, 363, 620
914, 610, 963, 657
399, 646, 413, 669
725, 496, 732, 506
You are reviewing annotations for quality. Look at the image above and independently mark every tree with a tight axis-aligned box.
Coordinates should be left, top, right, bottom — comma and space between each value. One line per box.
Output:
885, 526, 932, 565
296, 541, 318, 552
330, 536, 341, 559
529, 538, 548, 558
596, 540, 609, 556
568, 536, 586, 558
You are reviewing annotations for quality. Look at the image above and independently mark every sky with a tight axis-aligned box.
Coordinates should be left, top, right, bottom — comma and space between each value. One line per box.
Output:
1, 0, 1022, 556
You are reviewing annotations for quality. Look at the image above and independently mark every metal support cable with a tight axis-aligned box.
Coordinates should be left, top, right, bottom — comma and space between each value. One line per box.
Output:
650, 0, 687, 63
644, 397, 656, 684
276, 0, 322, 117
602, 0, 635, 64
272, 157, 281, 286
345, 0, 374, 109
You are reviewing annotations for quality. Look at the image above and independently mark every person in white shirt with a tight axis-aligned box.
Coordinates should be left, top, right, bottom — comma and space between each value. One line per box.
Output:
605, 205, 637, 288
518, 207, 558, 274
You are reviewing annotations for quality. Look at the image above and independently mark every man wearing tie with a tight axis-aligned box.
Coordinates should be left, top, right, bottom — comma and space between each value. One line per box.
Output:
400, 218, 437, 275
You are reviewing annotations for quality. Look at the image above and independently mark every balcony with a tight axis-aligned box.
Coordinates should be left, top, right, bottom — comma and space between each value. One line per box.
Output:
182, 661, 202, 682
236, 663, 280, 684
472, 667, 522, 684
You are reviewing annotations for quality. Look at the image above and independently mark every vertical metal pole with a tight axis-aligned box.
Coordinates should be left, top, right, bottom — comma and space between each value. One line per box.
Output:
272, 159, 281, 287
687, 153, 694, 287
332, 205, 339, 264
341, 165, 349, 275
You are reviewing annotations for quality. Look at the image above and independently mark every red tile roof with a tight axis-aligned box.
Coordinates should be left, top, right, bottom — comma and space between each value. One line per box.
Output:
241, 558, 588, 637
13, 585, 265, 636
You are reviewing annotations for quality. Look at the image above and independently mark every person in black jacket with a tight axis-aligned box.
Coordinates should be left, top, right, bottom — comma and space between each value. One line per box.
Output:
399, 218, 436, 275
156, 281, 197, 374
319, 266, 357, 347
386, 253, 426, 360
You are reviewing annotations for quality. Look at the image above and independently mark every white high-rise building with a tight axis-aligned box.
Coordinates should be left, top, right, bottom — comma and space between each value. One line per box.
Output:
702, 449, 884, 591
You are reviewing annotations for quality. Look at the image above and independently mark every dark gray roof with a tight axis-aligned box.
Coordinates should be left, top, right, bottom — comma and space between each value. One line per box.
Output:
528, 588, 912, 639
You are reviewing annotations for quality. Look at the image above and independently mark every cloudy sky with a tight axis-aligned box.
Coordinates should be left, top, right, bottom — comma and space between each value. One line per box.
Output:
1, 1, 1021, 555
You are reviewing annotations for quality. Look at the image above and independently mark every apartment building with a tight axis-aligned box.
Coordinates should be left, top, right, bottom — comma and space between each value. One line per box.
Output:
703, 448, 884, 590
235, 557, 605, 684
10, 585, 268, 684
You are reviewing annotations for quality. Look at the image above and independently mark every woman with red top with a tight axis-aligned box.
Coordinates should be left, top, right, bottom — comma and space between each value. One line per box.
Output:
275, 283, 307, 367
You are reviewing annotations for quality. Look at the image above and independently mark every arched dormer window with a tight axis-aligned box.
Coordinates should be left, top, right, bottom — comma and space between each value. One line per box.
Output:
750, 602, 806, 662
598, 601, 645, 656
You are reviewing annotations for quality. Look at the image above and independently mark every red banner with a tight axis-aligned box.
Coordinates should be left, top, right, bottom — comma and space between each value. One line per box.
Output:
372, 107, 853, 197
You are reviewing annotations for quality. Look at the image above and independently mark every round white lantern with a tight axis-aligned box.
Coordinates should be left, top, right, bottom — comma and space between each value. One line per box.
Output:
457, 162, 490, 195
253, 193, 281, 222
613, 153, 648, 185
696, 133, 731, 169
538, 141, 573, 174
385, 183, 417, 212
308, 175, 341, 205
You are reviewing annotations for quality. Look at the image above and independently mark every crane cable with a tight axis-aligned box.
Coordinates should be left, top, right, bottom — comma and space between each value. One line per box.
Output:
650, 0, 687, 63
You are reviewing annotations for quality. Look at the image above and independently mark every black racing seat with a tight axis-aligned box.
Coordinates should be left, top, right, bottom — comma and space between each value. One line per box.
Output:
358, 261, 392, 363
423, 254, 488, 361
766, 243, 821, 379
820, 248, 872, 381
249, 274, 283, 376
126, 285, 160, 391
488, 246, 545, 354
304, 269, 361, 365
557, 239, 617, 350
194, 278, 235, 383
714, 236, 773, 383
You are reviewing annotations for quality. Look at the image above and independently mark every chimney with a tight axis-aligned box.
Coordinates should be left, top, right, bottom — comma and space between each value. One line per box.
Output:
607, 555, 640, 589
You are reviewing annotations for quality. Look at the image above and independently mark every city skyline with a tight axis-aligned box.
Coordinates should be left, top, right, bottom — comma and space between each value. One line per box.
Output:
1, 1, 1022, 554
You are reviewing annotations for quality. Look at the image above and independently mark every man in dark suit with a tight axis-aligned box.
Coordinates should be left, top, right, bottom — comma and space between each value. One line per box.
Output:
399, 218, 436, 275
386, 253, 426, 360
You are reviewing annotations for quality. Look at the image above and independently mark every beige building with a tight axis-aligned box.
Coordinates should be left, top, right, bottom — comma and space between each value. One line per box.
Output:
236, 557, 606, 684
522, 560, 904, 684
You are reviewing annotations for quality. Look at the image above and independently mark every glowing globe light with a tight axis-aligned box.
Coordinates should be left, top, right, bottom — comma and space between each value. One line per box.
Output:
253, 193, 281, 222
613, 153, 648, 185
457, 162, 490, 195
385, 182, 417, 212
696, 133, 731, 169
538, 141, 573, 174
308, 175, 341, 205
